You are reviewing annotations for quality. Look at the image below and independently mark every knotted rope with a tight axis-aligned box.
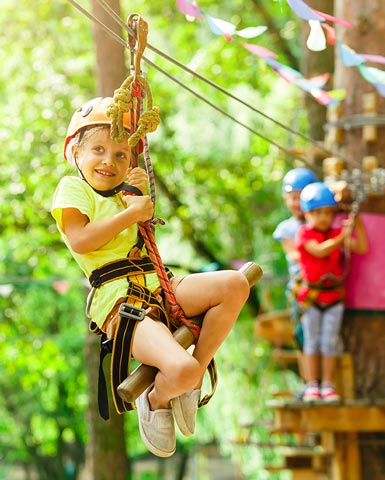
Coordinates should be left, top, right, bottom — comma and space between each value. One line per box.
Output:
107, 75, 160, 145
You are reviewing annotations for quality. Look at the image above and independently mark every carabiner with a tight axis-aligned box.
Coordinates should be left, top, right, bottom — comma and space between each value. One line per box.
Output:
127, 13, 148, 80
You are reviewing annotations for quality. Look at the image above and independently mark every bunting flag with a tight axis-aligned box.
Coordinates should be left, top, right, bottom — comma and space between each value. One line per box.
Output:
359, 54, 385, 65
203, 14, 237, 36
176, 0, 267, 39
261, 55, 338, 105
307, 20, 326, 51
321, 22, 336, 45
176, 0, 336, 104
286, 0, 352, 52
242, 43, 277, 58
176, 0, 202, 19
337, 41, 365, 66
286, 0, 324, 21
358, 64, 385, 84
203, 12, 267, 38
337, 41, 385, 97
286, 0, 352, 28
311, 9, 352, 28
177, 0, 385, 105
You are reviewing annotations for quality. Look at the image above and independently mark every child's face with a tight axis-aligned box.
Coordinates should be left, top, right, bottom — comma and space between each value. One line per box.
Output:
76, 128, 131, 191
284, 190, 303, 220
304, 207, 335, 232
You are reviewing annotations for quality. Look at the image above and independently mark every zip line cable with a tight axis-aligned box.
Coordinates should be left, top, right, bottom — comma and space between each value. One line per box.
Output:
96, 0, 363, 169
66, 0, 356, 170
96, 0, 339, 159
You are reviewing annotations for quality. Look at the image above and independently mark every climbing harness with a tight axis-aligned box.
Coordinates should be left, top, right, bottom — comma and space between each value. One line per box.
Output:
291, 274, 344, 311
88, 253, 171, 419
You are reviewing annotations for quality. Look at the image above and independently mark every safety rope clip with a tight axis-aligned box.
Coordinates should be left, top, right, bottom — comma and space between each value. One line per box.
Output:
118, 303, 146, 321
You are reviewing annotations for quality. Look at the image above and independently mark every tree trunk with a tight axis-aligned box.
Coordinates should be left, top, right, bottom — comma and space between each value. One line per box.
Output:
333, 1, 385, 478
334, 0, 385, 165
92, 0, 126, 97
83, 334, 129, 480
82, 2, 130, 479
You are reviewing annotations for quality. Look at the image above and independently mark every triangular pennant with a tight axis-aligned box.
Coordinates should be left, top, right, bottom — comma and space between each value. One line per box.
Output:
359, 54, 385, 65
337, 41, 365, 67
176, 0, 203, 19
358, 64, 385, 84
311, 9, 352, 28
307, 20, 326, 51
321, 22, 336, 45
203, 12, 236, 35
286, 0, 324, 21
309, 88, 339, 106
234, 26, 268, 39
242, 43, 277, 58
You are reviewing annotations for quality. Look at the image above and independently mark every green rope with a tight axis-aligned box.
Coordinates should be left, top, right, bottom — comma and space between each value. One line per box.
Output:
106, 74, 160, 145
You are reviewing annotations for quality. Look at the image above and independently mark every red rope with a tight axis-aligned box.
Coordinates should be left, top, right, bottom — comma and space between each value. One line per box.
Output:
127, 83, 200, 339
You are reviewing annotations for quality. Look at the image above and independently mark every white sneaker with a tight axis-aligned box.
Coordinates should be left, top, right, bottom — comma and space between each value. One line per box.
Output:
136, 385, 176, 457
320, 385, 340, 403
171, 389, 200, 436
303, 384, 321, 402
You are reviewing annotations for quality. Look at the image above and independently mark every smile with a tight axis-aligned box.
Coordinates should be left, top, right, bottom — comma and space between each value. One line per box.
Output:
95, 169, 114, 177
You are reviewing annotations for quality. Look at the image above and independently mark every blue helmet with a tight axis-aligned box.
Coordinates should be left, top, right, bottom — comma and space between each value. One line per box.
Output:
300, 182, 338, 212
282, 167, 317, 193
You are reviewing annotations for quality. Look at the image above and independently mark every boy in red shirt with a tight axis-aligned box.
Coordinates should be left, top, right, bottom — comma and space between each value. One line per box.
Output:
295, 182, 367, 402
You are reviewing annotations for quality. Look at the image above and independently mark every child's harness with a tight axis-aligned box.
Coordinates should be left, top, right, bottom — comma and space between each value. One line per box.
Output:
87, 250, 170, 420
87, 246, 218, 420
291, 273, 344, 312
85, 18, 219, 420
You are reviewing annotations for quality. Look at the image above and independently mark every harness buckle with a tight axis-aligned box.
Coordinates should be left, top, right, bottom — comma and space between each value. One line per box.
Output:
118, 303, 146, 322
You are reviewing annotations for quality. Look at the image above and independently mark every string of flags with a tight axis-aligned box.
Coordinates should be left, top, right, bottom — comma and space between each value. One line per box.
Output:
176, 0, 385, 105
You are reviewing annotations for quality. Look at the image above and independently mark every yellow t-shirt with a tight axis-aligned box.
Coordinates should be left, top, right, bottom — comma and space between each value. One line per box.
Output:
51, 176, 160, 328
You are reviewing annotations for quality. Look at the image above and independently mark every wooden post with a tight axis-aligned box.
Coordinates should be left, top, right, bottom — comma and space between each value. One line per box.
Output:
335, 354, 355, 402
362, 93, 378, 143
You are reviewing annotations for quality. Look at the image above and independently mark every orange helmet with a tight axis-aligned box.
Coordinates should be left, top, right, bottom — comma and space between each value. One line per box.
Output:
64, 97, 143, 160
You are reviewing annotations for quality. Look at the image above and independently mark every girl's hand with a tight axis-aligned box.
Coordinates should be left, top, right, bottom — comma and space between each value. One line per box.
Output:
127, 167, 148, 195
122, 194, 154, 223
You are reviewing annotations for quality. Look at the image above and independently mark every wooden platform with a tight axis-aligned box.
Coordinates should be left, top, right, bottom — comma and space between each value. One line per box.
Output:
268, 399, 385, 433
264, 466, 328, 480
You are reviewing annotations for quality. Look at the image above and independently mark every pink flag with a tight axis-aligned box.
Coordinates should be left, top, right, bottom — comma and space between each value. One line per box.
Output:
176, 0, 203, 19
310, 88, 338, 106
242, 43, 277, 58
359, 54, 385, 65
311, 8, 352, 28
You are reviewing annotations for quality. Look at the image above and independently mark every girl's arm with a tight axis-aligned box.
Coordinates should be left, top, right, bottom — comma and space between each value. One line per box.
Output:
62, 194, 154, 254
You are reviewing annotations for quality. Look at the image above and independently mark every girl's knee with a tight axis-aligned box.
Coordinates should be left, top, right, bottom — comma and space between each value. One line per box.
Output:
164, 355, 201, 391
222, 270, 249, 303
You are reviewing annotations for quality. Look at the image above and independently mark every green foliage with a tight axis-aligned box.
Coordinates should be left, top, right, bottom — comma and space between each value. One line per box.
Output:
0, 0, 308, 478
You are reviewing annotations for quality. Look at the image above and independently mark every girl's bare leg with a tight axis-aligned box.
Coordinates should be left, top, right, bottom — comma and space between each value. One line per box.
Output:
132, 270, 249, 409
132, 317, 201, 410
173, 270, 250, 385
